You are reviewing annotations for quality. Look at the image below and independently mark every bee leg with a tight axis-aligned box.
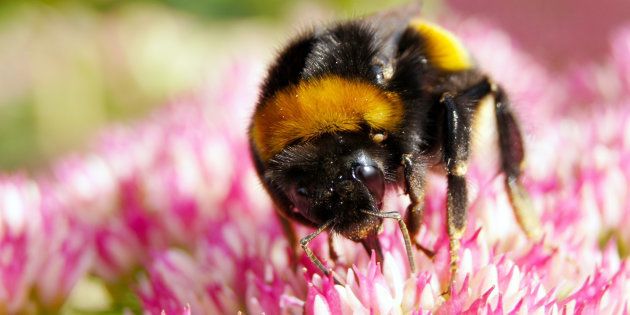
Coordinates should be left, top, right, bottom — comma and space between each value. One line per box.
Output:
300, 219, 343, 284
277, 213, 299, 268
492, 85, 543, 240
402, 153, 435, 258
441, 92, 471, 287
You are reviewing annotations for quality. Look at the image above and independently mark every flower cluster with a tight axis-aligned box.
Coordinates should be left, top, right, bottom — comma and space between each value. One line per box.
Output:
1, 19, 630, 315
0, 177, 93, 313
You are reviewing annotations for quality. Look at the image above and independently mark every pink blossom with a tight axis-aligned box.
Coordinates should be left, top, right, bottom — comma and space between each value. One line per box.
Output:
1, 15, 630, 315
445, 0, 630, 70
0, 177, 92, 312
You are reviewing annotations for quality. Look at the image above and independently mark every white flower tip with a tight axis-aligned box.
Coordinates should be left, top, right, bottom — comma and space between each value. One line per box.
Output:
314, 295, 331, 315
383, 252, 404, 299
472, 264, 498, 300
459, 248, 473, 277
375, 283, 395, 314
420, 283, 435, 309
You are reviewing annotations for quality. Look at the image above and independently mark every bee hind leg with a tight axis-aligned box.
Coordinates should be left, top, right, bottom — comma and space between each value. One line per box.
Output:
492, 85, 543, 241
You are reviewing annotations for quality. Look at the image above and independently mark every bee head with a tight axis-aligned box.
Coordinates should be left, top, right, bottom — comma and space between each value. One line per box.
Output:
266, 133, 394, 241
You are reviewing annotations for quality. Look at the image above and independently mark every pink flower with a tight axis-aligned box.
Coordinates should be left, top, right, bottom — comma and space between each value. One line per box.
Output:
0, 177, 92, 312
0, 176, 41, 312
134, 22, 630, 314
2, 13, 630, 315
445, 0, 630, 70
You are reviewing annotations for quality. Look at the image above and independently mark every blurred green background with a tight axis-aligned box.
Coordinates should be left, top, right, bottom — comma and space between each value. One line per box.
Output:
0, 0, 438, 172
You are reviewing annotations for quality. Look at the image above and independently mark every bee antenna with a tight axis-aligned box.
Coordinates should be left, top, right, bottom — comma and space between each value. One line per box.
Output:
299, 219, 344, 285
359, 209, 416, 274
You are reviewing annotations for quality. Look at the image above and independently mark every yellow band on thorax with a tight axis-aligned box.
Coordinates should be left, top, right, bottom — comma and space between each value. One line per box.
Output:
410, 19, 472, 72
251, 76, 404, 162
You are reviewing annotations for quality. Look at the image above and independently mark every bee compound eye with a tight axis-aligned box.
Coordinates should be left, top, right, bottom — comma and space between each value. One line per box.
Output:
353, 165, 385, 201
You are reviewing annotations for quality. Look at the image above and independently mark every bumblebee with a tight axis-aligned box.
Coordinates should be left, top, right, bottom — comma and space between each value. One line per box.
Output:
249, 5, 541, 283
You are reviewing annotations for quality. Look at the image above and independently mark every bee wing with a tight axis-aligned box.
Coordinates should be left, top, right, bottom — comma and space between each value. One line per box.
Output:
363, 2, 421, 42
362, 2, 422, 79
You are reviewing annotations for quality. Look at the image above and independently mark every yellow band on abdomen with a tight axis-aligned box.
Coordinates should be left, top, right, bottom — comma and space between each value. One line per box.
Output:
410, 19, 472, 72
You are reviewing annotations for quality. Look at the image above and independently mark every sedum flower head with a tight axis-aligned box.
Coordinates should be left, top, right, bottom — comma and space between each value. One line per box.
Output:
1, 17, 630, 315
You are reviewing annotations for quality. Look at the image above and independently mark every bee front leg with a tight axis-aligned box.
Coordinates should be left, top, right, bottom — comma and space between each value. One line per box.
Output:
276, 212, 299, 269
402, 153, 434, 258
271, 190, 320, 270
